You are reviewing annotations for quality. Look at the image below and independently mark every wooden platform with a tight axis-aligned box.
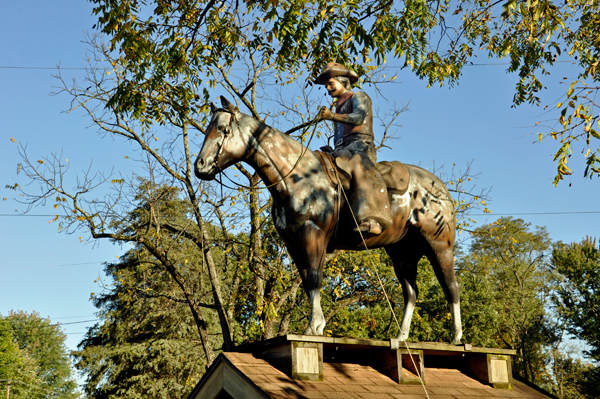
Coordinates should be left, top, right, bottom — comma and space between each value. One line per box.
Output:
237, 335, 517, 389
238, 334, 516, 355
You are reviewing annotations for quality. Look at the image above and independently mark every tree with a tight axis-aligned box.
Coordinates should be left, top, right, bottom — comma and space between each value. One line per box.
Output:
548, 347, 595, 399
0, 318, 43, 399
74, 247, 211, 398
0, 312, 78, 399
87, 0, 600, 183
457, 217, 556, 384
4, 311, 78, 398
552, 237, 600, 397
552, 237, 600, 360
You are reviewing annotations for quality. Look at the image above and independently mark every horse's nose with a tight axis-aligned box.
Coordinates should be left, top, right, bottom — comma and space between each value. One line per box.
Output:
194, 157, 206, 179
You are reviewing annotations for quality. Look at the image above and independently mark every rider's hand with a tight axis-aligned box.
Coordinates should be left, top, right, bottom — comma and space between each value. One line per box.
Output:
320, 145, 334, 154
320, 107, 334, 121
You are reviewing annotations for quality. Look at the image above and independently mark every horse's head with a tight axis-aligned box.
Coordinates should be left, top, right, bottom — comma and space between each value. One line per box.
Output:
194, 97, 247, 180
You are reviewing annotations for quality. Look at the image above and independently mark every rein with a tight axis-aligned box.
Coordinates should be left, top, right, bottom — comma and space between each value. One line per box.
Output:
213, 111, 321, 191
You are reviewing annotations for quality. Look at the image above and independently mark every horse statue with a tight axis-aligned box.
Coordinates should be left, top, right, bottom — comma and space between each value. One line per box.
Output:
195, 97, 462, 344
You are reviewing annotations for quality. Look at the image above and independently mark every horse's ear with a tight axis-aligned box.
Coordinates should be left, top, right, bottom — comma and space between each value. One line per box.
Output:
210, 102, 217, 114
220, 96, 231, 109
220, 96, 238, 113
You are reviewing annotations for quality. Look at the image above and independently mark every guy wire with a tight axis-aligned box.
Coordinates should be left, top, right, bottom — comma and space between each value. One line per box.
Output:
337, 184, 431, 399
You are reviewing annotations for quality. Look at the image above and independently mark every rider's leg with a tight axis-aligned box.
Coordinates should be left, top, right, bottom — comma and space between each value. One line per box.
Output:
349, 153, 393, 234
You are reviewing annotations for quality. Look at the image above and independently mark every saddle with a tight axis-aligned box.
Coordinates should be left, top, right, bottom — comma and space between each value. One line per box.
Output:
315, 151, 410, 195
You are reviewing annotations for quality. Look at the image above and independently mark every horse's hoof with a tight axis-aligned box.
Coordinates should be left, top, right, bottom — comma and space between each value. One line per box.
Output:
396, 332, 409, 342
303, 327, 318, 336
452, 332, 463, 346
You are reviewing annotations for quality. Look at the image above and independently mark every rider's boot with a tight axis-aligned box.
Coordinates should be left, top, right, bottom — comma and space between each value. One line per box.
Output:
355, 218, 383, 235
351, 165, 393, 235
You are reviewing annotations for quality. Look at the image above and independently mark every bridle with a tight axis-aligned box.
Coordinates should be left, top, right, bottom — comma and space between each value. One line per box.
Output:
210, 108, 238, 173
206, 107, 321, 191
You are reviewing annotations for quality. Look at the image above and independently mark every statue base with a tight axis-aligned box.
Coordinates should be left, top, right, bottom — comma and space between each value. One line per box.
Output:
235, 334, 515, 389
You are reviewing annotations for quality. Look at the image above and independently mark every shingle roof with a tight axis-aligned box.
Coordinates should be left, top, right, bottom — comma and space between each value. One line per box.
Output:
208, 352, 554, 399
188, 336, 556, 399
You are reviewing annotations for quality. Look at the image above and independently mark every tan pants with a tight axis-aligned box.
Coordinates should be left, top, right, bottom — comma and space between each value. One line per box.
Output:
333, 140, 393, 230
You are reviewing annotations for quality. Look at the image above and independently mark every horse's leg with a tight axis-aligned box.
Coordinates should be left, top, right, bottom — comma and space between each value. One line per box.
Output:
289, 221, 328, 335
428, 245, 463, 345
385, 236, 422, 341
409, 183, 463, 344
396, 259, 419, 342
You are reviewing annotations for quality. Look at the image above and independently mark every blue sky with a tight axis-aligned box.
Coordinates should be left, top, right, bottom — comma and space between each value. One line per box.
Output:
2, 0, 599, 364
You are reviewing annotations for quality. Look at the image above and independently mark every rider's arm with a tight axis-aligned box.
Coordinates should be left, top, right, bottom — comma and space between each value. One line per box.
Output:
330, 91, 370, 125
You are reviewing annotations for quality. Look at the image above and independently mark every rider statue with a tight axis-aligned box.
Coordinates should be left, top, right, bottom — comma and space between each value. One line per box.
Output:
316, 62, 393, 235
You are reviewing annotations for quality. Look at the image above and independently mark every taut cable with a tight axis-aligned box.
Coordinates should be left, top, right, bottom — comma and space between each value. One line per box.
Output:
337, 184, 430, 398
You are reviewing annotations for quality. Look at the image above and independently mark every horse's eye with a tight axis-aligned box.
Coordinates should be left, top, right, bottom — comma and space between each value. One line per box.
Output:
217, 125, 226, 132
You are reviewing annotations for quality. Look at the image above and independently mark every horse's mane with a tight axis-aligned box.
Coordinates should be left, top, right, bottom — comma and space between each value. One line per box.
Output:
234, 110, 308, 152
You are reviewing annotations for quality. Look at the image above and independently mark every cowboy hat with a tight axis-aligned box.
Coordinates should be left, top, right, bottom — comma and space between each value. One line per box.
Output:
314, 62, 359, 85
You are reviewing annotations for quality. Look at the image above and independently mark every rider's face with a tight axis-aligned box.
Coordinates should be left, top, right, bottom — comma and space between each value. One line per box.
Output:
325, 78, 347, 98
